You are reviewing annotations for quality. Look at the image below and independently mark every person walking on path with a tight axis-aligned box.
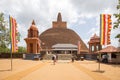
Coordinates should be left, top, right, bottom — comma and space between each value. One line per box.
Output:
52, 54, 56, 65
55, 54, 58, 62
71, 56, 75, 63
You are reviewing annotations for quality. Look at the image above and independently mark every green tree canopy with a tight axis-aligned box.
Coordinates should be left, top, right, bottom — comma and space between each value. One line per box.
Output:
0, 12, 10, 52
18, 46, 26, 53
113, 0, 120, 42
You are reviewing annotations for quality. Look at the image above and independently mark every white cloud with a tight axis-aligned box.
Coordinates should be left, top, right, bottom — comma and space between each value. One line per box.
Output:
70, 0, 117, 15
78, 20, 86, 25
83, 39, 89, 48
87, 27, 99, 36
111, 38, 119, 47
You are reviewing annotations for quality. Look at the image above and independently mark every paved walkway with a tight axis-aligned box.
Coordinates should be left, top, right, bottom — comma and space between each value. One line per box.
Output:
22, 61, 93, 80
2, 60, 110, 80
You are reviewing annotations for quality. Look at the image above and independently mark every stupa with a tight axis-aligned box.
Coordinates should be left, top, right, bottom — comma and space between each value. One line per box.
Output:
39, 13, 88, 54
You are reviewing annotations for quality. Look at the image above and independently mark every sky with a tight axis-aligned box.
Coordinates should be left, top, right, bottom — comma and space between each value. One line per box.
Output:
0, 0, 119, 48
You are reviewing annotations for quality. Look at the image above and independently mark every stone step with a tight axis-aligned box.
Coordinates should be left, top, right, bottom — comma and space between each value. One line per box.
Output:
43, 54, 72, 60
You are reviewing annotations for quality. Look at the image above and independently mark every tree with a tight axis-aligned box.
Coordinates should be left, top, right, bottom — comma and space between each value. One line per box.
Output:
18, 46, 26, 53
113, 0, 120, 42
0, 12, 10, 52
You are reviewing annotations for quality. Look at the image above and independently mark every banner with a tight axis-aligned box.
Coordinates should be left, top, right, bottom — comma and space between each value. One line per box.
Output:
100, 14, 112, 45
9, 16, 18, 53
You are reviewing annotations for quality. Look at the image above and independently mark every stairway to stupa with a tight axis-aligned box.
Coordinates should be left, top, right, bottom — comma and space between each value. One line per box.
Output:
43, 54, 72, 60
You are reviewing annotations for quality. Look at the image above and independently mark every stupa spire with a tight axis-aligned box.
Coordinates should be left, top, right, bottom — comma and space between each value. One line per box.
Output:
57, 12, 62, 22
32, 20, 35, 25
52, 12, 67, 28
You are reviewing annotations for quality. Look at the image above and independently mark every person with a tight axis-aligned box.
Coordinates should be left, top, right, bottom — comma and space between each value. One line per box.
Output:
97, 55, 99, 62
23, 54, 26, 59
56, 54, 58, 62
71, 56, 74, 63
104, 55, 108, 63
102, 54, 108, 63
52, 54, 56, 65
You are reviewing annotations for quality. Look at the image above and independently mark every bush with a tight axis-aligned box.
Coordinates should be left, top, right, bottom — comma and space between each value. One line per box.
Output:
18, 46, 26, 53
0, 53, 23, 58
0, 47, 10, 53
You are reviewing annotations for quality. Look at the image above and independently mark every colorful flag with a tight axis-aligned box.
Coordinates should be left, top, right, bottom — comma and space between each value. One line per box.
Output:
100, 14, 112, 45
9, 16, 18, 53
78, 41, 81, 54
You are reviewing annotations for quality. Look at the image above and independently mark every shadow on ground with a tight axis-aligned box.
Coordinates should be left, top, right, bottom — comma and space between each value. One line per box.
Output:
92, 70, 105, 73
0, 69, 11, 72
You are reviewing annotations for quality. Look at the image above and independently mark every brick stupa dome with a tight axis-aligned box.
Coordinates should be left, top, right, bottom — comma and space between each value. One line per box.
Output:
39, 13, 88, 52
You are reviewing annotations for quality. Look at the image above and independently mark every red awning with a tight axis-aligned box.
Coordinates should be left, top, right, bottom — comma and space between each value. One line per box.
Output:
97, 46, 120, 53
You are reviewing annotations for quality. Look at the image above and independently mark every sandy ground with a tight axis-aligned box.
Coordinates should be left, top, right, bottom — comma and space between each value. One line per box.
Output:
0, 59, 120, 80
75, 60, 120, 80
0, 59, 44, 80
